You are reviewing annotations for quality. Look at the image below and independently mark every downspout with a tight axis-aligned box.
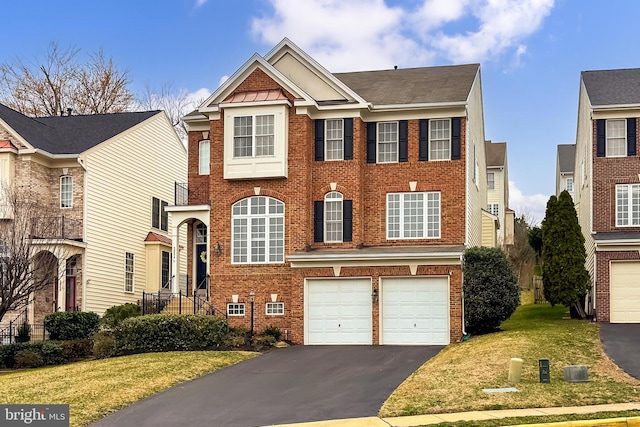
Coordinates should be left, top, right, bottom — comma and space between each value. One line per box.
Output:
460, 253, 466, 337
77, 156, 87, 312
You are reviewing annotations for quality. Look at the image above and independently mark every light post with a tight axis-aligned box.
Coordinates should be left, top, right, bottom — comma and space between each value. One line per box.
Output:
249, 290, 255, 338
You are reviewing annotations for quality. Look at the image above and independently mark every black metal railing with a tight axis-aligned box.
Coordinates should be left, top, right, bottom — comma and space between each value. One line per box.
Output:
30, 216, 83, 241
141, 290, 226, 318
0, 311, 49, 345
174, 181, 209, 206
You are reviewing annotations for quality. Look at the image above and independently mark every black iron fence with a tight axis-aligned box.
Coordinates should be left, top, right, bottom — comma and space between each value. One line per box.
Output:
30, 216, 83, 241
141, 290, 226, 318
174, 181, 209, 206
0, 322, 49, 345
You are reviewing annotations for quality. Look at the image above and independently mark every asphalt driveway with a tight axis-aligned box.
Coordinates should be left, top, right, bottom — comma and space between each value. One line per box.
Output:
600, 323, 640, 380
90, 345, 442, 427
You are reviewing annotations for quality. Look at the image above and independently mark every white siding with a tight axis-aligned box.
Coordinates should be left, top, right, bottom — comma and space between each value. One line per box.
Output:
465, 71, 487, 248
272, 52, 345, 101
82, 113, 187, 314
487, 168, 505, 244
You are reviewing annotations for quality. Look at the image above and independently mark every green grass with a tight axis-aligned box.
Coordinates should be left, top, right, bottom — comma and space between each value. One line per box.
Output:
418, 411, 640, 427
381, 303, 640, 418
0, 351, 257, 427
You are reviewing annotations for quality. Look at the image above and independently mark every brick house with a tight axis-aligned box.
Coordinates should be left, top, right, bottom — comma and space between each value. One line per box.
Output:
574, 68, 640, 323
168, 38, 490, 345
0, 104, 186, 326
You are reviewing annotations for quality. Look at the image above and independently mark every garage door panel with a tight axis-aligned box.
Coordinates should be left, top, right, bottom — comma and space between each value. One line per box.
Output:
382, 277, 449, 345
611, 262, 640, 323
306, 279, 372, 345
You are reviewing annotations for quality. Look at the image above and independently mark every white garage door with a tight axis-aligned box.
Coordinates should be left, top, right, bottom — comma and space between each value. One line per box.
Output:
306, 278, 372, 345
381, 277, 449, 345
610, 262, 640, 323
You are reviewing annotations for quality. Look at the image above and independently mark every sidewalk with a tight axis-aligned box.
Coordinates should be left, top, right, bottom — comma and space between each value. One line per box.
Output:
271, 402, 640, 427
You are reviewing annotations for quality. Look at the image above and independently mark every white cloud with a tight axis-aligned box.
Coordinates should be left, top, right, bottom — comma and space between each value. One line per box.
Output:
251, 0, 555, 70
509, 181, 549, 226
195, 0, 207, 8
185, 87, 211, 110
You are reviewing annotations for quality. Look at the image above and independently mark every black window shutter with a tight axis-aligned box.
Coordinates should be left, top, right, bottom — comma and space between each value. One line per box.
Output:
160, 200, 168, 231
344, 118, 353, 160
596, 119, 606, 157
451, 118, 461, 160
419, 119, 429, 161
315, 120, 324, 161
152, 197, 160, 229
314, 201, 324, 242
627, 118, 637, 156
399, 120, 408, 162
343, 200, 353, 242
366, 122, 377, 163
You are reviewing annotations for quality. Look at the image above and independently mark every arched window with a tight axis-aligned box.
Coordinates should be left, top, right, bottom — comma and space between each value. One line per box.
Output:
324, 191, 343, 243
232, 196, 284, 264
199, 140, 210, 175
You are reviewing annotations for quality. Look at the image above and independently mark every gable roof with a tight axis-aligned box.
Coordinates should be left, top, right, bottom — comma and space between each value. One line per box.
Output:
582, 68, 640, 106
557, 144, 575, 174
0, 103, 160, 155
485, 141, 507, 167
334, 64, 479, 105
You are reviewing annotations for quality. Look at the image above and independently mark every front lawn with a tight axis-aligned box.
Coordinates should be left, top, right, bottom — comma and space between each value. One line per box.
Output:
0, 351, 257, 427
380, 303, 640, 417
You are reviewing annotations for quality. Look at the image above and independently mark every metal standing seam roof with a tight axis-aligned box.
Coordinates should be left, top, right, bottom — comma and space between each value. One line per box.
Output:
485, 141, 507, 167
582, 68, 640, 106
557, 144, 576, 173
0, 102, 160, 155
334, 63, 480, 105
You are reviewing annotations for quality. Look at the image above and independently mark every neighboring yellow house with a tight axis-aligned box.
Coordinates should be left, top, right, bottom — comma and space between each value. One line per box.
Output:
484, 140, 514, 247
0, 103, 187, 324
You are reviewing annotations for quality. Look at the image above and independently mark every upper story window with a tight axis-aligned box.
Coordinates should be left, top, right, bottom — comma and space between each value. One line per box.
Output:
616, 184, 640, 227
606, 119, 626, 157
232, 196, 284, 264
324, 192, 343, 243
124, 252, 134, 293
60, 175, 73, 208
377, 122, 398, 163
325, 119, 344, 160
199, 139, 210, 175
387, 192, 441, 240
430, 119, 451, 160
488, 203, 499, 216
487, 172, 495, 190
566, 177, 574, 193
233, 115, 275, 158
152, 197, 168, 232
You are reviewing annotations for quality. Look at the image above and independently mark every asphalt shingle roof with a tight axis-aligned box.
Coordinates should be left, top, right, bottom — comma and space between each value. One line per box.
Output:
557, 144, 576, 173
0, 103, 160, 154
582, 68, 640, 106
485, 141, 506, 167
334, 63, 479, 105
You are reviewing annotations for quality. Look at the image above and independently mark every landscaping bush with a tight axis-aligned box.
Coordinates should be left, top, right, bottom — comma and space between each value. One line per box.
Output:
223, 327, 250, 348
114, 314, 230, 355
101, 303, 142, 329
252, 334, 276, 351
0, 343, 29, 368
261, 326, 281, 341
61, 339, 93, 361
92, 331, 116, 359
463, 246, 520, 335
15, 322, 31, 343
14, 350, 44, 369
44, 311, 100, 340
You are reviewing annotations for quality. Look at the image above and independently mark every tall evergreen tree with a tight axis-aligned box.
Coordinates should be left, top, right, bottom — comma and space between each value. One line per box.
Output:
541, 191, 589, 316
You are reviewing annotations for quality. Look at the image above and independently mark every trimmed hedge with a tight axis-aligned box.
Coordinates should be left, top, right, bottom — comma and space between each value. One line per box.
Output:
101, 303, 142, 329
0, 339, 93, 369
114, 314, 230, 355
44, 312, 100, 340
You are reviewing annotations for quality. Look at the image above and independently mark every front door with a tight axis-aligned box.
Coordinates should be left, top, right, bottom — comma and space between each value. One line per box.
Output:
195, 222, 208, 295
65, 276, 76, 311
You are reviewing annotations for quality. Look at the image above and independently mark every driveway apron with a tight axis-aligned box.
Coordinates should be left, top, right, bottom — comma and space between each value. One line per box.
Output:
600, 323, 640, 380
90, 345, 442, 427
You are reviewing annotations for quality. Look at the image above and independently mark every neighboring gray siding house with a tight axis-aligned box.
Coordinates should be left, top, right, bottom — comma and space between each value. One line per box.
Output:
556, 144, 575, 198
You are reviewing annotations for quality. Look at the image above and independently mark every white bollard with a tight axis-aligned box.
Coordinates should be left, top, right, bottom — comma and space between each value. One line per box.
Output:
508, 358, 524, 383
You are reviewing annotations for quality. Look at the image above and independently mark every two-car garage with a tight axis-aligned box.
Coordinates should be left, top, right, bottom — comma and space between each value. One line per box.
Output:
305, 277, 450, 345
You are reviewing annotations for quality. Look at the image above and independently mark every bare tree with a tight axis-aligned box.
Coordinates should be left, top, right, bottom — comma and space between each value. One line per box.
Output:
0, 42, 133, 116
0, 186, 68, 323
505, 214, 537, 289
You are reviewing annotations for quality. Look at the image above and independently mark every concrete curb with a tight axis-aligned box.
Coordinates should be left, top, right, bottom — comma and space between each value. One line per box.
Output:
511, 417, 640, 427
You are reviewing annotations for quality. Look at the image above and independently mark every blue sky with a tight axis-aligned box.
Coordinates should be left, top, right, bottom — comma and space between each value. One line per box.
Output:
3, 0, 639, 224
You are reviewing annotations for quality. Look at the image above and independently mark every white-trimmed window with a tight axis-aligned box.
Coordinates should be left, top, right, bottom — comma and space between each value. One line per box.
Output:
196, 222, 207, 244
233, 115, 275, 158
430, 119, 451, 160
387, 192, 441, 239
232, 196, 284, 264
616, 184, 640, 227
377, 122, 398, 163
325, 119, 344, 160
566, 177, 574, 193
161, 251, 171, 289
606, 119, 626, 157
487, 172, 495, 190
199, 139, 210, 175
324, 191, 343, 243
266, 302, 284, 315
60, 175, 73, 208
488, 203, 499, 216
227, 303, 245, 316
152, 197, 168, 232
124, 252, 134, 293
